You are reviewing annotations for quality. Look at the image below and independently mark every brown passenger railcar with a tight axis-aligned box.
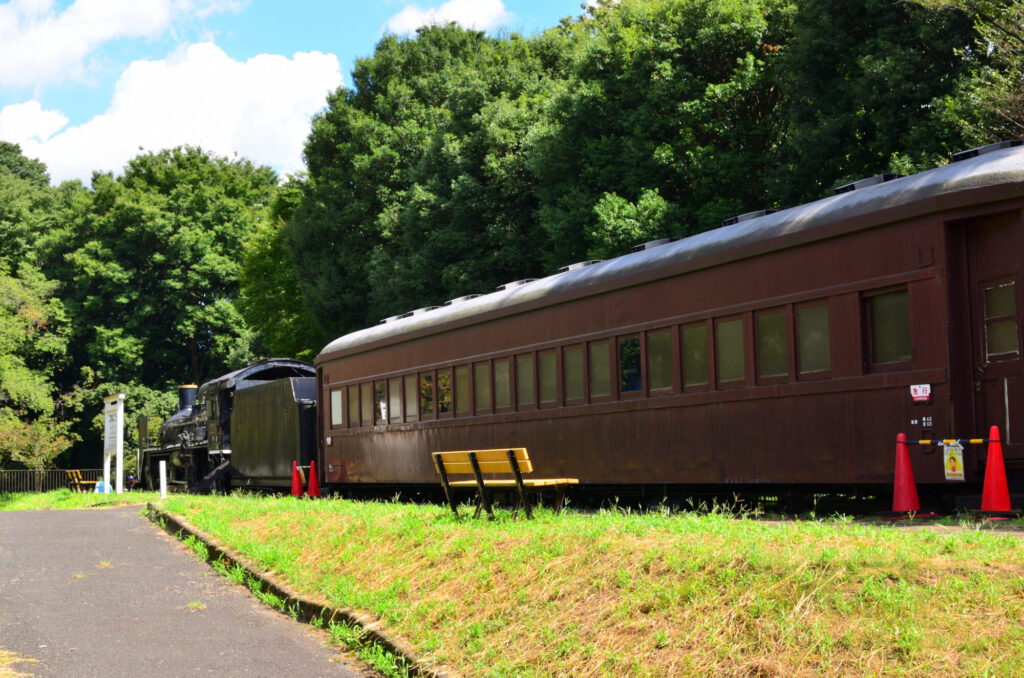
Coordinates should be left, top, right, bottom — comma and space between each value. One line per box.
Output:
315, 143, 1024, 500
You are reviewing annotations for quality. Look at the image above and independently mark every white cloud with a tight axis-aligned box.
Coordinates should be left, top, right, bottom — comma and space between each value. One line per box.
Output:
5, 42, 342, 184
0, 99, 68, 143
386, 0, 513, 34
0, 0, 240, 88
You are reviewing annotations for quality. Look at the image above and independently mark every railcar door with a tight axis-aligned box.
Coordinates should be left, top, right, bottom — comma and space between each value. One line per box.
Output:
968, 211, 1024, 459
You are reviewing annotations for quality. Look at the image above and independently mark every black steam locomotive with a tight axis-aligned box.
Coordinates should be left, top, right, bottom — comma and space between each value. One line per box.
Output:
138, 359, 317, 491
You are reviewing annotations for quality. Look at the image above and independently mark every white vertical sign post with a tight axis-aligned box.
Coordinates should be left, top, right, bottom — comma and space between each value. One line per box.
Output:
103, 393, 126, 494
159, 460, 167, 499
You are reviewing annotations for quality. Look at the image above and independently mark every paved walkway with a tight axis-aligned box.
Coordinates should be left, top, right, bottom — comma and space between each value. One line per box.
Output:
0, 506, 371, 677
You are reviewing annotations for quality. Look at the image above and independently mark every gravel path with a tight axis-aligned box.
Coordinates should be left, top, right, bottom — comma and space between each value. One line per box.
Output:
0, 506, 372, 677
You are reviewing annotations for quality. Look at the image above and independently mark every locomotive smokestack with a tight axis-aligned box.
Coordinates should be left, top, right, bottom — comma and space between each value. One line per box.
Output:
178, 384, 197, 413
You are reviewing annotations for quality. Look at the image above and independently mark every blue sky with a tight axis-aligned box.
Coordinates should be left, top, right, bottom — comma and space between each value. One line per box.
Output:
0, 0, 590, 183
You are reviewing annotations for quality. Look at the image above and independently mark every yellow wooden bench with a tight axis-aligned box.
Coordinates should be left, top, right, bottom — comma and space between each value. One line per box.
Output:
432, 448, 578, 518
66, 469, 98, 493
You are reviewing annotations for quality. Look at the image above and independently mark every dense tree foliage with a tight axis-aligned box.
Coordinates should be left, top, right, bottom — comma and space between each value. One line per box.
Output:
288, 25, 565, 337
238, 176, 326, 361
773, 0, 980, 203
916, 0, 1024, 142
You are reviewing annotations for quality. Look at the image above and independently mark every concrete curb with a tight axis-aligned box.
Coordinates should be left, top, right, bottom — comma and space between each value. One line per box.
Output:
145, 504, 459, 678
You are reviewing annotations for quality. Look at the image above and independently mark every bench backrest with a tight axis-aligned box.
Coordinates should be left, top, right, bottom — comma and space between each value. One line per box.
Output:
432, 448, 532, 476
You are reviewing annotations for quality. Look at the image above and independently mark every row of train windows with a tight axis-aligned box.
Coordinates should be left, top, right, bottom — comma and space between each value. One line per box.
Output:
327, 289, 913, 428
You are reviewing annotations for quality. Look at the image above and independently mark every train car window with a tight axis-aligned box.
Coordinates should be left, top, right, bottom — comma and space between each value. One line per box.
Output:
437, 370, 453, 415
564, 346, 585, 402
348, 385, 359, 427
360, 382, 373, 426
797, 303, 831, 374
474, 363, 492, 412
404, 375, 418, 420
590, 341, 611, 398
330, 389, 343, 428
716, 318, 745, 383
619, 336, 643, 393
419, 373, 435, 417
868, 290, 911, 365
455, 366, 470, 414
374, 381, 387, 424
494, 359, 512, 410
388, 377, 402, 423
647, 330, 673, 392
539, 351, 558, 405
984, 283, 1019, 358
517, 355, 535, 407
756, 311, 788, 379
682, 324, 709, 387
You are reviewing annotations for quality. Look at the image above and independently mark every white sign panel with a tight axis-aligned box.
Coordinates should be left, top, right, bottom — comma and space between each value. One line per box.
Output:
943, 442, 965, 481
102, 393, 126, 493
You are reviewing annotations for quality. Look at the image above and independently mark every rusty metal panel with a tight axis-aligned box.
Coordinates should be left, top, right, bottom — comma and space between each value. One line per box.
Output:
232, 377, 316, 487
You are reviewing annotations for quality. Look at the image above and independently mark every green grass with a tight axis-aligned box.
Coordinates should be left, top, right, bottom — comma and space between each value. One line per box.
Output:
150, 494, 1024, 677
0, 488, 160, 511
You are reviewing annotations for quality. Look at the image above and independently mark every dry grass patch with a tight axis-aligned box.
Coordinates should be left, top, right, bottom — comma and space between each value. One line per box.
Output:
0, 649, 36, 678
160, 495, 1024, 677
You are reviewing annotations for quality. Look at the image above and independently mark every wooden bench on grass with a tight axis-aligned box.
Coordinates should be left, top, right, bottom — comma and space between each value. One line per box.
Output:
66, 469, 98, 493
432, 448, 578, 519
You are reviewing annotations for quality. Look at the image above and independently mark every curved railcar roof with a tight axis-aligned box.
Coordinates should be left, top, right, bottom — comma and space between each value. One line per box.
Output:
198, 358, 315, 394
318, 145, 1024, 362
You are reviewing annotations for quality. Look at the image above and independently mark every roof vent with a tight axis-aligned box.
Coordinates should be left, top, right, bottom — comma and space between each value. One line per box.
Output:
443, 294, 482, 306
495, 278, 536, 292
631, 238, 679, 253
721, 209, 777, 227
398, 306, 439, 319
557, 260, 603, 273
951, 139, 1023, 163
378, 314, 403, 325
833, 173, 903, 195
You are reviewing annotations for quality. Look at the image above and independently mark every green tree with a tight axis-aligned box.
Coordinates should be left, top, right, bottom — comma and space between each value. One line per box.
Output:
772, 0, 980, 204
48, 146, 278, 389
239, 175, 326, 361
0, 261, 74, 469
526, 0, 793, 267
915, 0, 1024, 142
289, 24, 565, 337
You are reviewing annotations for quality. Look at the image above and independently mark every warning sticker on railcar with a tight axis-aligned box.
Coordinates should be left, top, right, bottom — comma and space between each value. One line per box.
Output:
911, 384, 931, 402
943, 442, 965, 481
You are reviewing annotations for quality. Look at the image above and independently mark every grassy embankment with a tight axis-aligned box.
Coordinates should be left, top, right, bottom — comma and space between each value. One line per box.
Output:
162, 495, 1024, 677
0, 488, 160, 511
5, 491, 1024, 676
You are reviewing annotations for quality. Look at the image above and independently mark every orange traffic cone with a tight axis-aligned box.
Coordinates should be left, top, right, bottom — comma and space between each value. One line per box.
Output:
290, 460, 303, 497
307, 460, 320, 498
883, 433, 937, 519
979, 426, 1018, 520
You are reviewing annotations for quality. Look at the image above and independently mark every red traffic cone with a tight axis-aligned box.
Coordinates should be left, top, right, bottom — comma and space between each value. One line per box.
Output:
290, 460, 304, 497
891, 433, 921, 514
883, 433, 937, 519
980, 426, 1014, 519
307, 459, 320, 498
